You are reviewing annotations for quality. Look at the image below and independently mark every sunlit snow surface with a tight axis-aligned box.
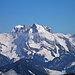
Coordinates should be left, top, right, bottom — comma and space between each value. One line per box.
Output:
0, 24, 75, 74
45, 68, 66, 75
0, 24, 75, 62
4, 69, 18, 75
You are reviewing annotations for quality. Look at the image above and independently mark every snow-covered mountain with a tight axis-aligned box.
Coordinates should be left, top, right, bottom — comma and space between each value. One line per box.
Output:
0, 24, 75, 75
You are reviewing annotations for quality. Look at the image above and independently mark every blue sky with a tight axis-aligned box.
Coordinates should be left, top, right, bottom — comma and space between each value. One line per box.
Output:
0, 0, 75, 34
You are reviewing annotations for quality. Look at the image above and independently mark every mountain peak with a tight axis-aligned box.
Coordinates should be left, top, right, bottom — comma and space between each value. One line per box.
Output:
32, 23, 38, 26
11, 24, 52, 33
0, 23, 75, 74
32, 24, 52, 33
14, 25, 24, 29
11, 24, 27, 33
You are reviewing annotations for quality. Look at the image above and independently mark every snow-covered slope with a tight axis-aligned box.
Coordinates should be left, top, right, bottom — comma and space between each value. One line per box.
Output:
0, 24, 75, 74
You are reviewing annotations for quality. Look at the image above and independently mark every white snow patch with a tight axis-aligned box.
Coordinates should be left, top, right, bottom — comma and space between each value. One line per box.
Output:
54, 45, 60, 57
71, 62, 75, 66
0, 33, 20, 62
67, 61, 75, 68
69, 37, 75, 45
28, 40, 40, 49
28, 70, 35, 75
41, 33, 55, 42
54, 34, 69, 52
29, 28, 33, 34
42, 41, 55, 49
4, 69, 18, 75
15, 25, 23, 29
0, 72, 4, 75
37, 48, 54, 62
45, 68, 66, 75
34, 24, 46, 33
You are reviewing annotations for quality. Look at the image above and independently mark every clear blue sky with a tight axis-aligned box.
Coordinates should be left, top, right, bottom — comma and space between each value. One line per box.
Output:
0, 0, 75, 34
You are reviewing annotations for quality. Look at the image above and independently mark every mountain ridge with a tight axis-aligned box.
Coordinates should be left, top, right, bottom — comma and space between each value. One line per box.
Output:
0, 24, 75, 75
